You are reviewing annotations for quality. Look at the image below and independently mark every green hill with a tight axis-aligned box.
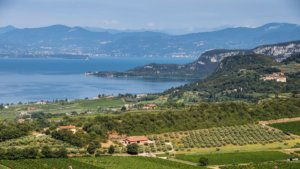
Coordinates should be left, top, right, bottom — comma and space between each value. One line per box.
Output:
165, 54, 299, 102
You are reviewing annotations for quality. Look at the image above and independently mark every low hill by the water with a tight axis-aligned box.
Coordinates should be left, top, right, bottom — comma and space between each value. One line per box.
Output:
91, 40, 300, 79
164, 53, 300, 102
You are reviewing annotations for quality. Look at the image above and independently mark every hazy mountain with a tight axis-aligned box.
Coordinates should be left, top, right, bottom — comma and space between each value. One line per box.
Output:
0, 23, 300, 58
0, 25, 16, 34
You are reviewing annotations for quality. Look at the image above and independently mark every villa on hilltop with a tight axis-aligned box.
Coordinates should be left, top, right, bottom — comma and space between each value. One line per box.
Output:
261, 72, 287, 82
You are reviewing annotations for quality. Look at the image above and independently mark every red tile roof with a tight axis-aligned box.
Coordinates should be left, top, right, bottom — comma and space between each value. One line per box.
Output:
125, 136, 148, 142
59, 125, 76, 129
146, 104, 157, 107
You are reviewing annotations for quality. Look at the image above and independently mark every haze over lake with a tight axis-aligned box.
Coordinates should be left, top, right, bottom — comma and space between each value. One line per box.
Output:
0, 57, 192, 103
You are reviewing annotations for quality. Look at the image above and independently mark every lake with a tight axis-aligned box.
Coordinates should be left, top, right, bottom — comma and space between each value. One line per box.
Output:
0, 57, 194, 103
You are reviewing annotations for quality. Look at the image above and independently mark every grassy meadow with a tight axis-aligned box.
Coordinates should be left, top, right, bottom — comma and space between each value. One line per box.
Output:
271, 121, 300, 135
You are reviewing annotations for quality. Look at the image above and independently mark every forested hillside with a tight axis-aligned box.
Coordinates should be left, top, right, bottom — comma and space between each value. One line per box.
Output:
165, 54, 300, 102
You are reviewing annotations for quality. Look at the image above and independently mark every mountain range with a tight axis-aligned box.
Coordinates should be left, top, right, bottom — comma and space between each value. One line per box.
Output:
0, 23, 300, 58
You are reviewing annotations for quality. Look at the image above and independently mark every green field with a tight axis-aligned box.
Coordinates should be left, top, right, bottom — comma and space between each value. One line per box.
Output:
0, 156, 203, 169
270, 121, 300, 135
75, 98, 125, 109
0, 97, 126, 121
0, 158, 98, 169
148, 124, 292, 153
175, 151, 290, 165
221, 162, 300, 169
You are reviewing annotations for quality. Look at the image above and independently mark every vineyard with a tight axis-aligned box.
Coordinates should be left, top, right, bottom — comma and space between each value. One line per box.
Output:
0, 158, 98, 169
175, 151, 290, 165
0, 156, 202, 169
221, 162, 300, 169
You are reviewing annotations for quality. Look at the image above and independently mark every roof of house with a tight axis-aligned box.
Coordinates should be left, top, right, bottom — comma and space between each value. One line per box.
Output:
125, 136, 148, 142
146, 104, 157, 107
59, 125, 76, 129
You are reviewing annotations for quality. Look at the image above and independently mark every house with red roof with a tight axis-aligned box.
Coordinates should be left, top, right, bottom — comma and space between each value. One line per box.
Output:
57, 125, 77, 133
142, 104, 157, 110
123, 136, 149, 145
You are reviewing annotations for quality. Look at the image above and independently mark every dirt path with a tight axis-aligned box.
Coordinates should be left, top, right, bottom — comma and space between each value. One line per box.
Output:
259, 117, 300, 125
282, 148, 300, 154
167, 158, 198, 166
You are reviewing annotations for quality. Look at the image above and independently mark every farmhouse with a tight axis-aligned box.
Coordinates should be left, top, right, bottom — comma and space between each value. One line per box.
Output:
142, 104, 157, 110
137, 93, 147, 99
261, 72, 287, 82
123, 136, 149, 145
57, 125, 77, 133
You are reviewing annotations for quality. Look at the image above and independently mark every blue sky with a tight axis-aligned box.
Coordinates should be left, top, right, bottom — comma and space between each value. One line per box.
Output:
0, 0, 299, 33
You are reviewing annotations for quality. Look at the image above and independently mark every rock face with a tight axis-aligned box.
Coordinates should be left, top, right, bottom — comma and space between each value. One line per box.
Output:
253, 42, 300, 62
194, 40, 300, 65
92, 40, 300, 79
186, 41, 300, 73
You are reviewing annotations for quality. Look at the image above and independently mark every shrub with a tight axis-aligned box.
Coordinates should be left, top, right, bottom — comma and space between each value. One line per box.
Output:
126, 144, 139, 155
199, 157, 209, 166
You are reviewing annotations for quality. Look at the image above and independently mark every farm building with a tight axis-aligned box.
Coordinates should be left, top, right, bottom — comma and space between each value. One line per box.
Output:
57, 125, 77, 133
123, 136, 149, 145
142, 104, 157, 110
261, 72, 287, 82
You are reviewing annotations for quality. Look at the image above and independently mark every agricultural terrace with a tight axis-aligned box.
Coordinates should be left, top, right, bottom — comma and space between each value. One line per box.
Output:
270, 121, 300, 135
0, 156, 202, 169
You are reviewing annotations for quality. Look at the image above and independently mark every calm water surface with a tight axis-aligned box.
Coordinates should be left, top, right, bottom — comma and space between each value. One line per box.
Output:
0, 57, 193, 103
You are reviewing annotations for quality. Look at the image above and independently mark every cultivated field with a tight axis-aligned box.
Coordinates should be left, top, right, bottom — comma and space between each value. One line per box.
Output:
221, 161, 300, 169
0, 97, 126, 121
175, 151, 290, 165
270, 121, 300, 135
147, 124, 293, 153
0, 135, 78, 150
0, 156, 202, 169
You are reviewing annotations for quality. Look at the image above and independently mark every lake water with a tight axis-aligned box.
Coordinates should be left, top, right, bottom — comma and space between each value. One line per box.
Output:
0, 57, 193, 103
